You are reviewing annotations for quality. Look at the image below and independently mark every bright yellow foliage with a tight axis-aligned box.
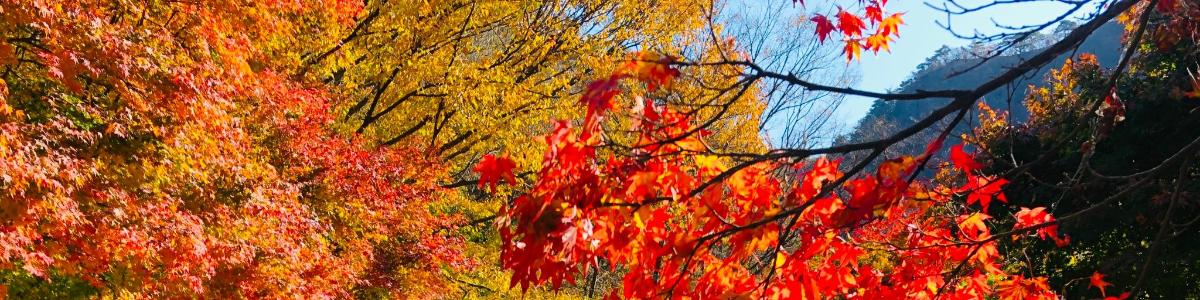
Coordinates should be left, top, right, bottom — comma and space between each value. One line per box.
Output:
296, 1, 769, 295
304, 0, 766, 171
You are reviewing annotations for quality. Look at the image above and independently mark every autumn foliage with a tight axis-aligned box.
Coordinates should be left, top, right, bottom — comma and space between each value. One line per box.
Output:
0, 1, 465, 297
0, 0, 1191, 298
807, 1, 904, 60
486, 53, 1104, 299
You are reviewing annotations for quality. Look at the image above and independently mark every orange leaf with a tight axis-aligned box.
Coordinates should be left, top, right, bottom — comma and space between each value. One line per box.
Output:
843, 40, 862, 62
879, 13, 904, 37
623, 52, 680, 91
957, 212, 991, 240
865, 33, 892, 53
0, 42, 15, 67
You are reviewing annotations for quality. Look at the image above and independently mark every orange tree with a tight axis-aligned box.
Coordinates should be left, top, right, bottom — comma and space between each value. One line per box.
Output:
0, 0, 849, 298
0, 0, 1190, 298
0, 0, 469, 297
477, 0, 1181, 298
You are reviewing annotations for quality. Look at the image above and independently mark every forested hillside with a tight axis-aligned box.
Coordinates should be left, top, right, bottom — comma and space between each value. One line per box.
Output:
840, 22, 1124, 160
2, 0, 1196, 298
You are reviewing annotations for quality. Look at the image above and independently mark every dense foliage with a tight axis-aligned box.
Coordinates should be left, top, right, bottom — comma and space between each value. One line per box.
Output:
0, 1, 476, 297
488, 51, 1081, 299
972, 3, 1200, 296
0, 0, 1195, 299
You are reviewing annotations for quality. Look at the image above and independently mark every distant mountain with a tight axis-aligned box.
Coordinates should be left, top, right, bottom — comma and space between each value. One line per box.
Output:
836, 22, 1124, 163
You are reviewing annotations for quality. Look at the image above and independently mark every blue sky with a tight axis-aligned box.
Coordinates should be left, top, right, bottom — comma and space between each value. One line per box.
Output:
816, 0, 1106, 126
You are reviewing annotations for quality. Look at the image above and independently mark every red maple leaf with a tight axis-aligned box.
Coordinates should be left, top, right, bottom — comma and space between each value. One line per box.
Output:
961, 175, 1008, 213
950, 144, 983, 174
811, 15, 836, 43
1014, 207, 1049, 228
581, 76, 620, 118
836, 9, 866, 37
864, 5, 883, 24
474, 154, 517, 191
1013, 207, 1069, 246
1090, 272, 1112, 297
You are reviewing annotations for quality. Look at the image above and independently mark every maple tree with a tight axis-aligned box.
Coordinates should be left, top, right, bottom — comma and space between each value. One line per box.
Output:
0, 0, 1196, 298
477, 0, 1193, 298
0, 0, 802, 297
488, 50, 1075, 299
293, 3, 775, 291
0, 0, 469, 297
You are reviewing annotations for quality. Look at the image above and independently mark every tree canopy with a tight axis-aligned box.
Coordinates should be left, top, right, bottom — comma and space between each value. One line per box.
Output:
0, 0, 1197, 299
